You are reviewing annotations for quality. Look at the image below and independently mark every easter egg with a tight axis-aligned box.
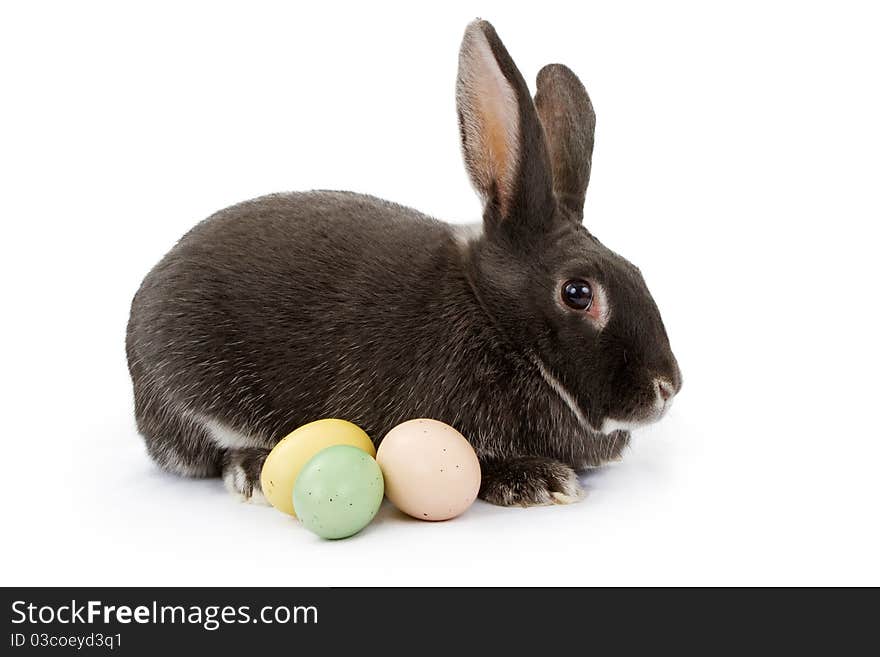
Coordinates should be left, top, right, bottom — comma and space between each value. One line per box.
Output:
260, 418, 375, 517
376, 419, 481, 521
292, 445, 385, 539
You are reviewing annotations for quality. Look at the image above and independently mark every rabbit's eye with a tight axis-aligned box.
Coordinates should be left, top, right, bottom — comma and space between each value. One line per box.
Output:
562, 280, 593, 310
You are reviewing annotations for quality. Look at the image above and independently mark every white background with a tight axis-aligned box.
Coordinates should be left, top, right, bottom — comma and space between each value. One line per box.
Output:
2, 1, 878, 586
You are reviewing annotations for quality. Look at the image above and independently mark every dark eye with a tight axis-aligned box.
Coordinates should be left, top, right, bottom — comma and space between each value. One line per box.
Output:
561, 279, 593, 310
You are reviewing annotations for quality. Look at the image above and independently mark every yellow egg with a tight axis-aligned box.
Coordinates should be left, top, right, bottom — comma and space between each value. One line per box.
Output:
260, 419, 375, 517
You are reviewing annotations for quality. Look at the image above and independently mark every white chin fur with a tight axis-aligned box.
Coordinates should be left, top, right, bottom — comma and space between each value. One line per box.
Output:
598, 417, 644, 434
599, 397, 674, 435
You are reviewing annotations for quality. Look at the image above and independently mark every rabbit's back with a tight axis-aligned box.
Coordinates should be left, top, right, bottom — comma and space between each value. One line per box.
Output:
127, 191, 473, 443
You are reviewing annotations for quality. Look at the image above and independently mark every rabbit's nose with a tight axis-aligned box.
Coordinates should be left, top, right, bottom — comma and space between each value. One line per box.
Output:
655, 378, 676, 403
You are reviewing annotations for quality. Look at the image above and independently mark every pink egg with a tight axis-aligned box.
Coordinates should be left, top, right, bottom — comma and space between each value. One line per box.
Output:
377, 419, 481, 521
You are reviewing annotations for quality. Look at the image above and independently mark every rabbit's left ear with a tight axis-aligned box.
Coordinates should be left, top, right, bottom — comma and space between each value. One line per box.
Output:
534, 64, 596, 218
456, 20, 554, 232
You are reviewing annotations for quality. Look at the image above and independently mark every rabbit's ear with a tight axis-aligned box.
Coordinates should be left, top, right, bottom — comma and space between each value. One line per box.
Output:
456, 20, 554, 230
534, 64, 596, 218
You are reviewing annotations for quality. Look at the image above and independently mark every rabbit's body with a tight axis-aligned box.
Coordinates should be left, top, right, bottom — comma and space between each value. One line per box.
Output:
127, 190, 621, 502
128, 20, 679, 506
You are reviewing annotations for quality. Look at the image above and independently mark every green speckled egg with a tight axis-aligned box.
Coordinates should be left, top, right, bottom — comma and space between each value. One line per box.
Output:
292, 445, 384, 539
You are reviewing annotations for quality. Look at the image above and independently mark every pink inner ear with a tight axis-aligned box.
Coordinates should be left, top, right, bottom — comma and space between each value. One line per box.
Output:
458, 27, 520, 214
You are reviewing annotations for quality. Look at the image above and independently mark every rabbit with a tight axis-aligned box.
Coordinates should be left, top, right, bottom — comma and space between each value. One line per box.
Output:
126, 19, 681, 507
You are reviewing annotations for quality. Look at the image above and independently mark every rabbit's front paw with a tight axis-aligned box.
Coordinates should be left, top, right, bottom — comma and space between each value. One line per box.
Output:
479, 456, 582, 507
221, 448, 271, 504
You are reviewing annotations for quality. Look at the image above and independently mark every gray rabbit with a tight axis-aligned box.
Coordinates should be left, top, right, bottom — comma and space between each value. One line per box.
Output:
126, 19, 681, 507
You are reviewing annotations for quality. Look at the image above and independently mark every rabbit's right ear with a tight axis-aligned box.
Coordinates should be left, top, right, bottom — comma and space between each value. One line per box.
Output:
456, 20, 554, 232
534, 64, 596, 218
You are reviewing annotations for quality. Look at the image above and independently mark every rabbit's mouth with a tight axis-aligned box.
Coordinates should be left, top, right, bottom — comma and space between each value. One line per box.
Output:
598, 382, 676, 435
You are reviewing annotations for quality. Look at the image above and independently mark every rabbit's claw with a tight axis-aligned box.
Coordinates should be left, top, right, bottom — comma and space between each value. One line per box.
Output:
479, 456, 583, 507
221, 448, 270, 504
